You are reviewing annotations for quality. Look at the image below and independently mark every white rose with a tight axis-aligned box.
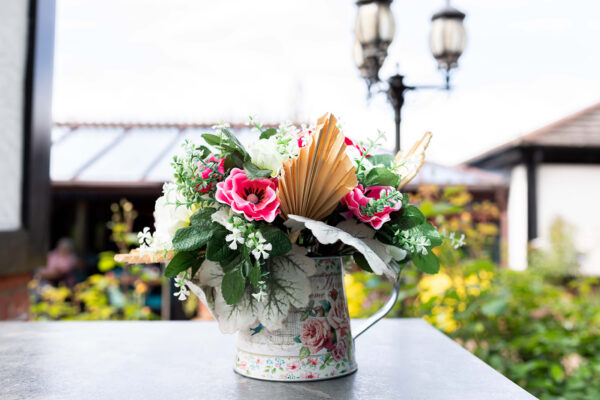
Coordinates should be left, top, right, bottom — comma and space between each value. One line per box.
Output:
151, 183, 195, 250
247, 138, 288, 176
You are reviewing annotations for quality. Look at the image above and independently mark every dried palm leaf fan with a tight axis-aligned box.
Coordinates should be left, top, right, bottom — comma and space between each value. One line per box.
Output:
114, 249, 175, 264
394, 131, 432, 190
278, 113, 358, 221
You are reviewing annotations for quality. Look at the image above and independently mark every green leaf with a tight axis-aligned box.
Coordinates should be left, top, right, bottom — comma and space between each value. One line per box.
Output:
481, 298, 507, 317
364, 167, 401, 187
259, 227, 292, 257
353, 252, 373, 273
190, 207, 216, 226
385, 205, 426, 235
403, 205, 425, 225
412, 251, 440, 274
220, 128, 247, 156
221, 253, 242, 273
243, 161, 273, 179
172, 225, 213, 252
368, 154, 394, 167
248, 262, 261, 287
293, 335, 302, 344
164, 251, 201, 278
224, 150, 245, 170
259, 128, 277, 140
413, 222, 443, 247
221, 267, 246, 305
172, 225, 212, 251
206, 226, 235, 261
190, 256, 205, 278
202, 133, 222, 147
299, 346, 311, 360
550, 364, 565, 382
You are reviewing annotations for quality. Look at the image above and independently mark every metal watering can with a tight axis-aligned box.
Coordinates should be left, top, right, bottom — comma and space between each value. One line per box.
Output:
232, 257, 399, 381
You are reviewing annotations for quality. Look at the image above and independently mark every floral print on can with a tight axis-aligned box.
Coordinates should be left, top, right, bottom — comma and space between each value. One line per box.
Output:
234, 258, 357, 381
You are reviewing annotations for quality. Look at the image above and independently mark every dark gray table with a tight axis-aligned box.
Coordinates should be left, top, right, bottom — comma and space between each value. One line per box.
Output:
0, 319, 536, 400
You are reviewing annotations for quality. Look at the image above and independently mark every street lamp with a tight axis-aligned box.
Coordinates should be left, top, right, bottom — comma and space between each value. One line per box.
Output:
353, 0, 467, 152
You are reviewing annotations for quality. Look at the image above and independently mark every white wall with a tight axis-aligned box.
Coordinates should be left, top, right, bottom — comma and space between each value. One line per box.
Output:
0, 1, 28, 230
507, 164, 529, 270
537, 164, 600, 275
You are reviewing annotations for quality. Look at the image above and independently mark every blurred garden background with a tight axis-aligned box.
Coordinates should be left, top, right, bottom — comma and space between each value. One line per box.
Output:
2, 1, 600, 399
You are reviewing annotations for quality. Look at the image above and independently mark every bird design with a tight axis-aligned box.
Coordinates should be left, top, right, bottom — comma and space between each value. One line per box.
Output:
249, 323, 264, 336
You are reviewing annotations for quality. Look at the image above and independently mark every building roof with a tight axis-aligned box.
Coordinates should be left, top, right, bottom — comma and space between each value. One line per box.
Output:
466, 101, 600, 168
50, 122, 507, 193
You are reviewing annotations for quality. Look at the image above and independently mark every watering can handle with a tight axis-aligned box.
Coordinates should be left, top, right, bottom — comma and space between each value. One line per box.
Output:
352, 274, 401, 340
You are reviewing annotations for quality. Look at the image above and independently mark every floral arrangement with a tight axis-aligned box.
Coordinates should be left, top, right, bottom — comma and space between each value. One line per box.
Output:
116, 113, 461, 333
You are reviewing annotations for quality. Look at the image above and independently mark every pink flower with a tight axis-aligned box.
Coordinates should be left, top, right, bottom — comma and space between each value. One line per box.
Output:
344, 137, 370, 157
196, 154, 225, 193
341, 184, 402, 230
301, 371, 320, 380
215, 168, 280, 222
286, 360, 301, 371
327, 300, 350, 339
300, 318, 332, 354
331, 339, 347, 362
330, 288, 338, 301
306, 358, 318, 366
297, 129, 313, 148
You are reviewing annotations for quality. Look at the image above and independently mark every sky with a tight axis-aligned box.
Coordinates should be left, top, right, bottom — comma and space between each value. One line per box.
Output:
52, 0, 600, 165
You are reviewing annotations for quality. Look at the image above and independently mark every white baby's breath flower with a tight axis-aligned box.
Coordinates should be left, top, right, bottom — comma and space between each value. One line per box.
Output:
137, 227, 152, 247
252, 242, 272, 260
174, 275, 190, 301
453, 233, 466, 249
252, 290, 267, 303
416, 237, 431, 255
225, 228, 245, 250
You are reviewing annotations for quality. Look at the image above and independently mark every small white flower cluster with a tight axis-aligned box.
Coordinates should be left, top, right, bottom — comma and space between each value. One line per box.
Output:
395, 230, 431, 256
224, 216, 247, 250
252, 281, 268, 302
247, 232, 272, 260
174, 274, 190, 301
224, 215, 272, 260
448, 232, 467, 249
137, 227, 153, 249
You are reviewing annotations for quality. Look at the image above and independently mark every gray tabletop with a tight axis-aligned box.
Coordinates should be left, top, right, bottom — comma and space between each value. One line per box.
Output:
0, 319, 536, 400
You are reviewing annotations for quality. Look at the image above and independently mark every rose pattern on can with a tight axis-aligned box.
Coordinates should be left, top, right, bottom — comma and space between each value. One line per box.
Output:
234, 258, 357, 381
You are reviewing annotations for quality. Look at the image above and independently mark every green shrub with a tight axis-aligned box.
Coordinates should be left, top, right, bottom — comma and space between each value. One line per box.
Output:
345, 186, 600, 399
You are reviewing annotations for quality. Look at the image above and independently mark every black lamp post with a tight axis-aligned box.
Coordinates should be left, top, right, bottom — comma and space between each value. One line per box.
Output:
354, 0, 467, 152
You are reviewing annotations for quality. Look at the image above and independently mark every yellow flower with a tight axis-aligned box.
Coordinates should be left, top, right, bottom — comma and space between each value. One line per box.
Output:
344, 274, 367, 318
418, 273, 452, 303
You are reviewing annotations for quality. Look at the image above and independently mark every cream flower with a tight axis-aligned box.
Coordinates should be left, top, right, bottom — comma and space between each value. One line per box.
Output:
151, 182, 196, 250
247, 137, 288, 176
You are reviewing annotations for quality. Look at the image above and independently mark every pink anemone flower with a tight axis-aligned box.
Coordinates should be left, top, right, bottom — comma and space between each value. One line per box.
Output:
341, 184, 402, 229
215, 168, 280, 222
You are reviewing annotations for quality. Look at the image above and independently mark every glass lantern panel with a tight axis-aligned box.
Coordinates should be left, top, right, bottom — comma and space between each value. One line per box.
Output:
377, 5, 395, 43
355, 3, 379, 44
429, 18, 466, 57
